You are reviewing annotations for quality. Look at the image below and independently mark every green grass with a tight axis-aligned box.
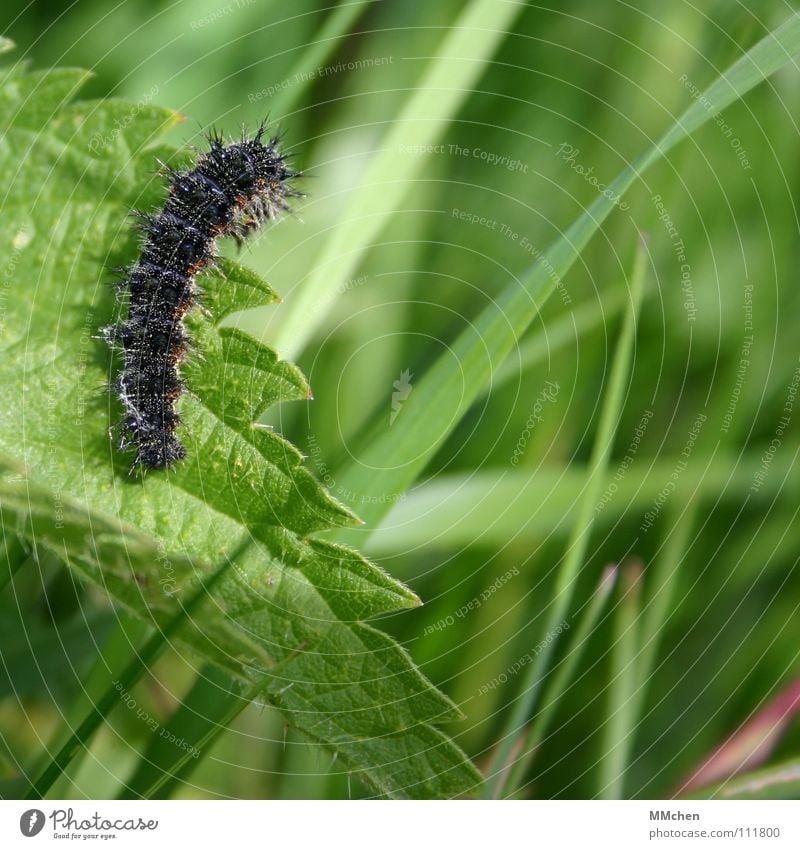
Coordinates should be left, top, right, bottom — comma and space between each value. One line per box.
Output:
1, 0, 800, 800
484, 234, 648, 798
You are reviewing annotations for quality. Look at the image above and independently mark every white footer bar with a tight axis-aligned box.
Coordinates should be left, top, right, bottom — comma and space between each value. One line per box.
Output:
2, 800, 797, 848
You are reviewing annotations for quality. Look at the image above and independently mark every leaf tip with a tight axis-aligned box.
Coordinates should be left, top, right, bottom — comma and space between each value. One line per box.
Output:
161, 110, 189, 134
600, 563, 619, 590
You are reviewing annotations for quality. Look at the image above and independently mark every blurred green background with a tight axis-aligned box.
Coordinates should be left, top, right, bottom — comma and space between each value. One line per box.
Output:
2, 0, 800, 799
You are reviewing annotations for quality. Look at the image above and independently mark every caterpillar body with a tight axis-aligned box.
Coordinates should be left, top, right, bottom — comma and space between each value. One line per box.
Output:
104, 125, 298, 471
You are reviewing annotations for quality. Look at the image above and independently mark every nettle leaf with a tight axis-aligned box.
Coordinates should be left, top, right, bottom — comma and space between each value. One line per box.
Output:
0, 64, 480, 798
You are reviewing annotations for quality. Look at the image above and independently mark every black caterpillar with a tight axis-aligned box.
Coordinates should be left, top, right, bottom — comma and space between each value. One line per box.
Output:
104, 124, 299, 471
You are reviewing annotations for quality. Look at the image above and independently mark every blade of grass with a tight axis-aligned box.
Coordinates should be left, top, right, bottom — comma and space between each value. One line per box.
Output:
481, 285, 633, 401
684, 758, 800, 800
599, 560, 643, 799
504, 565, 618, 796
41, 614, 150, 798
336, 284, 633, 479
632, 503, 697, 728
26, 539, 251, 800
138, 673, 279, 800
328, 12, 800, 547
270, 1, 371, 119
274, 0, 524, 357
483, 236, 648, 799
119, 664, 244, 799
364, 453, 796, 559
676, 679, 800, 797
127, 644, 311, 800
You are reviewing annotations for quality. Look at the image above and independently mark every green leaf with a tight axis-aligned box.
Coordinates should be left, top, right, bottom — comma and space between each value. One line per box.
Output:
0, 63, 479, 798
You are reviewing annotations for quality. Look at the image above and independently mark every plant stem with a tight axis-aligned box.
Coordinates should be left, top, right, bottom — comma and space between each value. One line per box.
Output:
631, 503, 697, 729
600, 560, 643, 799
504, 565, 619, 796
483, 237, 648, 799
